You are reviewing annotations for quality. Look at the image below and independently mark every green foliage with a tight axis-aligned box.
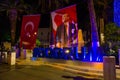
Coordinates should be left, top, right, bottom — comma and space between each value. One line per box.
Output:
104, 23, 120, 42
36, 39, 40, 47
104, 23, 120, 53
0, 0, 32, 14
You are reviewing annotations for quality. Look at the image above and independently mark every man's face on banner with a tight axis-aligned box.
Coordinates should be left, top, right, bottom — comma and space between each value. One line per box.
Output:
62, 13, 70, 23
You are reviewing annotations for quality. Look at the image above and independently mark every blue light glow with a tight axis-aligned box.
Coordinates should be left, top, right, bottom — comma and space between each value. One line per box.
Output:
90, 52, 92, 61
31, 46, 104, 62
32, 57, 37, 61
74, 47, 79, 59
96, 57, 99, 61
83, 47, 87, 60
114, 0, 120, 27
91, 41, 99, 61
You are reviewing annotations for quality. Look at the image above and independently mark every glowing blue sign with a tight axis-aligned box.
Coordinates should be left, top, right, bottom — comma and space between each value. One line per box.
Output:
114, 0, 120, 27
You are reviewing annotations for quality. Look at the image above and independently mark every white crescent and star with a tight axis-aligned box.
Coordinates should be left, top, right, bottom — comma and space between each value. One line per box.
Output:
24, 21, 34, 37
24, 21, 34, 31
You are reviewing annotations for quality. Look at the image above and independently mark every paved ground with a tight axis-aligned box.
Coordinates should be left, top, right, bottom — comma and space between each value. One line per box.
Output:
0, 63, 99, 80
0, 52, 120, 80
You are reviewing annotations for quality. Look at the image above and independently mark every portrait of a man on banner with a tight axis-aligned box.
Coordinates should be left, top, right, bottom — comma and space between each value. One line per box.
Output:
51, 5, 78, 48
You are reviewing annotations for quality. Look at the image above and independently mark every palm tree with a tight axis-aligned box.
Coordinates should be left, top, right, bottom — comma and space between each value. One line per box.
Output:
87, 0, 99, 60
93, 0, 113, 45
0, 0, 30, 46
94, 0, 113, 24
38, 0, 70, 13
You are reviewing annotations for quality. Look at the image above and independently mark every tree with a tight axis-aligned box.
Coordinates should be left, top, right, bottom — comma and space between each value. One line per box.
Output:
88, 0, 99, 45
94, 0, 113, 24
0, 0, 30, 46
87, 0, 100, 61
102, 23, 120, 64
92, 0, 113, 45
38, 0, 70, 13
104, 23, 120, 43
103, 23, 120, 53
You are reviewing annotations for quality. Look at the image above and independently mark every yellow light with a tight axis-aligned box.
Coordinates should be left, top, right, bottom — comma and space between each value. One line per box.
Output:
65, 50, 70, 54
78, 29, 84, 53
34, 32, 37, 35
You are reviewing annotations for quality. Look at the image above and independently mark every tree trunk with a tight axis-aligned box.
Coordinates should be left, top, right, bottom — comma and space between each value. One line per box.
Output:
102, 0, 108, 24
88, 0, 99, 45
88, 0, 99, 60
9, 9, 17, 46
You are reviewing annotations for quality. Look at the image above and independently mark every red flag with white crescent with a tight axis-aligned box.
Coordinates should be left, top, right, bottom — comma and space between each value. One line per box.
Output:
20, 15, 40, 49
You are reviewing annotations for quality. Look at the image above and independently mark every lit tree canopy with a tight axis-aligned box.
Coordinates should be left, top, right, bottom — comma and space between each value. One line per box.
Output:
104, 23, 120, 42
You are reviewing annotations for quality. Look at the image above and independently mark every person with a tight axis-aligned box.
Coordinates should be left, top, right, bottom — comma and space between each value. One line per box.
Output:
56, 13, 77, 48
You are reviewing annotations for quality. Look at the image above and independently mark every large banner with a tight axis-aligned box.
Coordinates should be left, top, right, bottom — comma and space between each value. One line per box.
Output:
20, 15, 40, 49
51, 5, 78, 48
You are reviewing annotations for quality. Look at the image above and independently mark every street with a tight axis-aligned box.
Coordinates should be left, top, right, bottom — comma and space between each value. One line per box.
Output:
0, 63, 98, 80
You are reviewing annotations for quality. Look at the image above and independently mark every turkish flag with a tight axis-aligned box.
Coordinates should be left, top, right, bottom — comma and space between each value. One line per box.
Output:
51, 5, 77, 44
20, 15, 40, 49
51, 12, 62, 37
